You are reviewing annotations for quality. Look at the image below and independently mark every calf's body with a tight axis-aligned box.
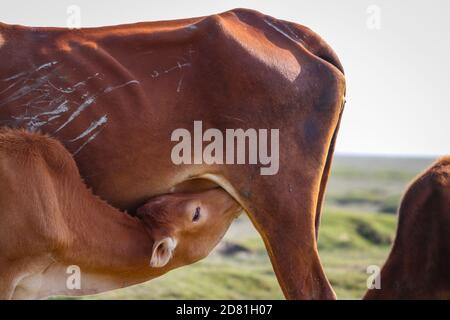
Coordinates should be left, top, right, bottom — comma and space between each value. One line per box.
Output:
0, 129, 240, 299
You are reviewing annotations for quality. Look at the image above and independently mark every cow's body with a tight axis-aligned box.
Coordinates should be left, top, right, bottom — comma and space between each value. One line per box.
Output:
0, 9, 345, 299
365, 157, 450, 299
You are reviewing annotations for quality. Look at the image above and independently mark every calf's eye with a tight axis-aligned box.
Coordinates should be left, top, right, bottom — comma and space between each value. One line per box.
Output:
192, 207, 201, 222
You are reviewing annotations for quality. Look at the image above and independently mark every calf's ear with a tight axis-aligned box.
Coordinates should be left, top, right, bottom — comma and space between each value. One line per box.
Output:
150, 237, 177, 268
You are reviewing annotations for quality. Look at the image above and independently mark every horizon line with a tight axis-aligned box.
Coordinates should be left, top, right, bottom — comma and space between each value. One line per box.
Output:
334, 151, 440, 159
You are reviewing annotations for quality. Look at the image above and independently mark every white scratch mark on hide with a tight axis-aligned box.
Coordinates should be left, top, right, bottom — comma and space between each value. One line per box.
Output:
2, 60, 58, 82
0, 61, 59, 103
38, 100, 69, 116
0, 75, 51, 107
72, 130, 102, 156
151, 58, 192, 81
55, 79, 137, 133
176, 76, 183, 93
45, 80, 75, 94
164, 62, 191, 74
151, 70, 160, 78
69, 114, 107, 142
12, 100, 69, 121
18, 92, 52, 108
0, 79, 24, 95
47, 115, 62, 122
35, 61, 58, 72
28, 120, 48, 131
282, 22, 304, 43
0, 62, 98, 110
2, 72, 27, 82
54, 95, 97, 133
46, 73, 101, 94
12, 100, 70, 131
263, 19, 299, 43
103, 80, 139, 93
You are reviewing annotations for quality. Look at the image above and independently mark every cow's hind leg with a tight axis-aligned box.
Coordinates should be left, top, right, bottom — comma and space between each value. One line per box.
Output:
222, 127, 340, 299
243, 179, 334, 299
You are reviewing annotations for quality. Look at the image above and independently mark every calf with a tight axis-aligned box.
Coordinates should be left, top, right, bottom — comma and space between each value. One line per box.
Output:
364, 156, 450, 299
0, 128, 241, 299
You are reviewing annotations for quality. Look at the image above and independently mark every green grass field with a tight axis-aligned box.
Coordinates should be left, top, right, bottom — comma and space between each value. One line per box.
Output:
326, 155, 433, 213
76, 210, 396, 300
64, 155, 434, 300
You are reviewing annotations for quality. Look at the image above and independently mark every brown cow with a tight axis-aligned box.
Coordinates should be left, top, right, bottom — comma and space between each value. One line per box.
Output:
0, 129, 241, 299
0, 8, 346, 299
364, 157, 450, 299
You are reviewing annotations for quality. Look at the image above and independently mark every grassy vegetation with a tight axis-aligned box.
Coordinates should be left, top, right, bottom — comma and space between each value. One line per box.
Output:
326, 155, 433, 213
61, 155, 434, 300
75, 209, 396, 300
318, 209, 396, 298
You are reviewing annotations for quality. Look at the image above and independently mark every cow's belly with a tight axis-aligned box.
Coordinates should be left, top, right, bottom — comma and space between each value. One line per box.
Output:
73, 152, 236, 213
0, 57, 221, 209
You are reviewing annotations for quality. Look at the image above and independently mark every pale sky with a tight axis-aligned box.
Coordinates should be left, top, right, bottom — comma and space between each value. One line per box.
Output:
1, 0, 449, 157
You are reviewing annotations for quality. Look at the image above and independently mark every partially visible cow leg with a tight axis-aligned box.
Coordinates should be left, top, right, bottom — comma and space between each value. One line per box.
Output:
221, 151, 336, 299
218, 109, 342, 299
244, 186, 334, 299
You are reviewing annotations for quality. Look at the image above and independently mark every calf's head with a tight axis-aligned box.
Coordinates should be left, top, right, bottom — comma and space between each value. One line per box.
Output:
136, 188, 241, 268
